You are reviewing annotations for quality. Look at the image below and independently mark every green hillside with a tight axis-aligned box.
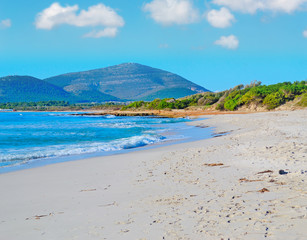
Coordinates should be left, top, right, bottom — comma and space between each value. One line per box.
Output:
0, 63, 209, 103
45, 63, 209, 101
0, 76, 78, 103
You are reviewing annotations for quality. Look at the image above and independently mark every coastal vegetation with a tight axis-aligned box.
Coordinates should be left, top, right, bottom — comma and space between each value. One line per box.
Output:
121, 81, 307, 111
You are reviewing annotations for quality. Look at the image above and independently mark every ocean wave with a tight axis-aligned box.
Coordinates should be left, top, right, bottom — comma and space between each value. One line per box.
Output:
94, 122, 145, 129
0, 134, 166, 167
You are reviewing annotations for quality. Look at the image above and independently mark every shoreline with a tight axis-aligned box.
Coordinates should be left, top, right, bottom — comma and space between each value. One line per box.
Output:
69, 109, 253, 118
4, 109, 256, 118
0, 109, 306, 239
0, 117, 212, 174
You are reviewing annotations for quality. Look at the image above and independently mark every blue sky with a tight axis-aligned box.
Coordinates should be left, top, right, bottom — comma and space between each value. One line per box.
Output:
0, 0, 306, 91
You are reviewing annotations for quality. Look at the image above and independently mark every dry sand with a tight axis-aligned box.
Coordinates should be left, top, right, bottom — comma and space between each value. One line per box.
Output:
0, 110, 306, 239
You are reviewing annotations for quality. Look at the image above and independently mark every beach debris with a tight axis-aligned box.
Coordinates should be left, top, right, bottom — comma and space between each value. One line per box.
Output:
26, 213, 54, 220
80, 188, 96, 192
269, 179, 286, 185
99, 201, 117, 207
239, 178, 262, 182
279, 170, 288, 175
257, 170, 273, 174
204, 163, 224, 167
196, 125, 209, 128
212, 132, 227, 138
265, 211, 272, 216
104, 184, 111, 190
220, 165, 231, 168
34, 215, 49, 220
258, 188, 270, 193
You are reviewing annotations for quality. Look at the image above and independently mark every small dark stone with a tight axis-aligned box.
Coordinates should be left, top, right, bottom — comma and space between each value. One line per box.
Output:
279, 170, 288, 175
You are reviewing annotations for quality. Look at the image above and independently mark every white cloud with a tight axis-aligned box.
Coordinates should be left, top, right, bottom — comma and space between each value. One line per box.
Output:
35, 2, 124, 38
0, 19, 11, 29
212, 0, 307, 14
75, 4, 124, 28
303, 30, 307, 38
35, 3, 78, 30
83, 27, 118, 38
143, 0, 199, 25
206, 7, 235, 28
214, 35, 239, 49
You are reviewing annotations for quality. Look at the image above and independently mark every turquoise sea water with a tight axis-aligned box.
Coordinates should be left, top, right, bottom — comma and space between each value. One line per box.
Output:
0, 112, 210, 172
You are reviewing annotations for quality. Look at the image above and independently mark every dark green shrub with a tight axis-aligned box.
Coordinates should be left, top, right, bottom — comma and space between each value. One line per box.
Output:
157, 99, 170, 109
223, 90, 248, 111
147, 99, 161, 109
224, 99, 238, 110
198, 95, 219, 106
295, 92, 307, 107
216, 103, 224, 110
241, 89, 261, 104
263, 91, 285, 109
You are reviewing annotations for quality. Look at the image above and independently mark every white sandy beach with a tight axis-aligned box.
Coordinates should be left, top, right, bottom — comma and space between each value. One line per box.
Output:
0, 110, 306, 239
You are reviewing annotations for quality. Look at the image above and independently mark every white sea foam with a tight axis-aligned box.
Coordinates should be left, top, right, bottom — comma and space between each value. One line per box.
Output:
0, 112, 192, 169
94, 122, 145, 129
0, 134, 166, 166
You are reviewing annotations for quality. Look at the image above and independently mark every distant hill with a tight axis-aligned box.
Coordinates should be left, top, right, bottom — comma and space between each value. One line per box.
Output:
0, 63, 209, 103
45, 63, 209, 101
0, 76, 77, 103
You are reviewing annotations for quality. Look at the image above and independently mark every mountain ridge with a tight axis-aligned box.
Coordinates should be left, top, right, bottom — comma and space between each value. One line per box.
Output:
0, 63, 209, 103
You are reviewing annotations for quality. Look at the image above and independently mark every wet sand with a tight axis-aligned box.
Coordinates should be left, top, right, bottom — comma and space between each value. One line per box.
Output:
0, 109, 306, 239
